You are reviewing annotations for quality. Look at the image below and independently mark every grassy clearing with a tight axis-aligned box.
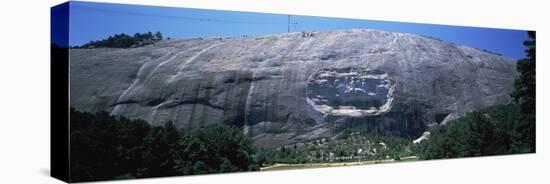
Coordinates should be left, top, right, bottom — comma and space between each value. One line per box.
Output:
260, 156, 418, 171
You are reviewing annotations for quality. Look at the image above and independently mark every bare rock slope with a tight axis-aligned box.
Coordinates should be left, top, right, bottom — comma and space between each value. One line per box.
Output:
70, 29, 517, 147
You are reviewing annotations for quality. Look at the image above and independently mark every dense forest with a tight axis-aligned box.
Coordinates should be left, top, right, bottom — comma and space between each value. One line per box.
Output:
69, 107, 416, 181
69, 108, 258, 182
416, 104, 532, 159
74, 31, 164, 49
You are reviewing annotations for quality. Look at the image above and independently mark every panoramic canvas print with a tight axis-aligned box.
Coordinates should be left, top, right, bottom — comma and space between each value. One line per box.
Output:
51, 1, 536, 182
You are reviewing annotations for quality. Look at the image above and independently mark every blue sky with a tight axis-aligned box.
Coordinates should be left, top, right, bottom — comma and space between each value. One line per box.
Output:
59, 1, 529, 60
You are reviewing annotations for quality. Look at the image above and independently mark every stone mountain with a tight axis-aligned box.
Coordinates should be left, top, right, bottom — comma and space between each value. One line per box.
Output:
69, 29, 517, 147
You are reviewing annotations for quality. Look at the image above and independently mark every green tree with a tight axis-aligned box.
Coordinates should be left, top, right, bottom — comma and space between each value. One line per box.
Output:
172, 132, 206, 175
155, 31, 163, 40
511, 31, 536, 152
191, 124, 258, 173
146, 32, 153, 40
138, 122, 179, 177
70, 109, 119, 181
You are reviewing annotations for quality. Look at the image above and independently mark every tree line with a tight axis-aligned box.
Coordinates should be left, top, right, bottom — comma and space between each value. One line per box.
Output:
415, 104, 531, 159
69, 108, 258, 182
75, 31, 164, 49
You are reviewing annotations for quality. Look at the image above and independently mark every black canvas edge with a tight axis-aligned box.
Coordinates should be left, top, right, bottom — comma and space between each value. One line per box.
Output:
51, 2, 71, 183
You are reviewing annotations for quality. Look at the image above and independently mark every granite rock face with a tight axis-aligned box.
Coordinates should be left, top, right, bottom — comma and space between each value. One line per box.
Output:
70, 29, 517, 147
306, 68, 396, 117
